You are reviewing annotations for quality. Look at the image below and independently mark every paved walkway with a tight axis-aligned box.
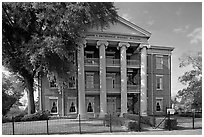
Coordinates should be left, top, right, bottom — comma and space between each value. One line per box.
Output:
96, 128, 202, 135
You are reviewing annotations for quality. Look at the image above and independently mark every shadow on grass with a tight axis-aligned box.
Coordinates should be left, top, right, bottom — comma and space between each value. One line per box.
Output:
175, 126, 202, 131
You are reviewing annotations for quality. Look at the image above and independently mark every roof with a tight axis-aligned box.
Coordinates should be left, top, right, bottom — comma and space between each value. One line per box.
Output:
87, 16, 151, 38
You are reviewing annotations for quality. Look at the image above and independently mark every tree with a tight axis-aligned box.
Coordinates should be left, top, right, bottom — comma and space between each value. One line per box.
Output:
2, 73, 24, 116
177, 52, 202, 111
2, 2, 118, 114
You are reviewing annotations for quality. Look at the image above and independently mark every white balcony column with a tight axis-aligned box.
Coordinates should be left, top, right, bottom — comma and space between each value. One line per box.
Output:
77, 40, 87, 119
97, 40, 108, 118
139, 43, 151, 116
118, 42, 130, 117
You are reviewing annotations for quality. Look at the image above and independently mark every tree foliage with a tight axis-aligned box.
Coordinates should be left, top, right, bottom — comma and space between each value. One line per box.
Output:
2, 73, 24, 116
177, 52, 202, 111
2, 2, 118, 114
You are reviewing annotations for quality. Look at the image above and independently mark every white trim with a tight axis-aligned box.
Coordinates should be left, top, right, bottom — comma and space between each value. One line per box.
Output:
156, 97, 164, 100
49, 96, 58, 99
155, 55, 163, 58
85, 51, 94, 54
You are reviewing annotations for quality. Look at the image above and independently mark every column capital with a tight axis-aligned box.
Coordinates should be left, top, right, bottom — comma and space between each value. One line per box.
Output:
139, 43, 151, 49
96, 40, 109, 49
118, 42, 130, 50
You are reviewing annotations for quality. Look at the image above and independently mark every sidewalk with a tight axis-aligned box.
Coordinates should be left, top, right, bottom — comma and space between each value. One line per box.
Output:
96, 128, 202, 135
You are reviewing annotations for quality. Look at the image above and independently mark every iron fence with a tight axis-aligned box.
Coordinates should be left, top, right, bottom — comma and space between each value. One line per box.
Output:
2, 113, 202, 135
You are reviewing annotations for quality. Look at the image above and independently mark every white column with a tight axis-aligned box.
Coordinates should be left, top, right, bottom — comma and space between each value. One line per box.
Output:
140, 43, 150, 116
118, 42, 130, 116
77, 40, 87, 119
97, 40, 108, 118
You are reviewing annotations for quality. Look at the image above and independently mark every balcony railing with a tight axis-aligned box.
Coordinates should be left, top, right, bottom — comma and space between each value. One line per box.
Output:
85, 83, 140, 92
85, 84, 100, 91
106, 59, 120, 66
127, 60, 140, 67
127, 84, 140, 91
84, 58, 99, 66
84, 58, 140, 67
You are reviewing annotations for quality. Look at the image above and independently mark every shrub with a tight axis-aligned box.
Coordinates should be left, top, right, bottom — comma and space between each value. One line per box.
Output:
124, 120, 141, 131
13, 112, 26, 122
2, 116, 12, 123
21, 110, 50, 122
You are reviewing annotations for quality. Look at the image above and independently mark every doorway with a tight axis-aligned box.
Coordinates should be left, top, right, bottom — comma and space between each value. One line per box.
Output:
107, 97, 116, 115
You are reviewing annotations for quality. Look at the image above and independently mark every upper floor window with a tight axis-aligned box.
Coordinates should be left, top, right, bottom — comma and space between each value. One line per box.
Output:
49, 76, 57, 88
156, 75, 163, 90
85, 51, 94, 58
156, 55, 163, 69
68, 76, 76, 89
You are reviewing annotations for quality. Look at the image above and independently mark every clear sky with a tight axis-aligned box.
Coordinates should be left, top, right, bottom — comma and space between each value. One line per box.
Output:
114, 2, 202, 97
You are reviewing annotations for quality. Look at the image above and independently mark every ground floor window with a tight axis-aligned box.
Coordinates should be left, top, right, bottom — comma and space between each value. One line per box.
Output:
49, 97, 58, 114
86, 97, 94, 113
156, 97, 163, 112
68, 97, 77, 113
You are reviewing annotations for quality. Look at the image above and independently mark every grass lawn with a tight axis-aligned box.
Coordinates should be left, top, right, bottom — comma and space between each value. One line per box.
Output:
2, 116, 202, 135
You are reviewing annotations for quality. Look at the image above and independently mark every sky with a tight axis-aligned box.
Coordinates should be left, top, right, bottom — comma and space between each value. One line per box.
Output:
114, 2, 202, 97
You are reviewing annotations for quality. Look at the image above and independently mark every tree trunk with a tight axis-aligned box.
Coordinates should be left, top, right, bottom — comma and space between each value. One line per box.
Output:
25, 77, 36, 114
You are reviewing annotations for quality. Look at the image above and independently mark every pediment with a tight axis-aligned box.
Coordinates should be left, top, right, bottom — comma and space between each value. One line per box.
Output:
87, 16, 151, 38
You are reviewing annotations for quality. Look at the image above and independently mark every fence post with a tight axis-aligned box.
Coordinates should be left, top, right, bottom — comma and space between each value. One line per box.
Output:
109, 114, 112, 133
79, 114, 82, 134
46, 119, 49, 135
168, 111, 171, 131
192, 110, 195, 129
138, 113, 141, 132
12, 117, 15, 135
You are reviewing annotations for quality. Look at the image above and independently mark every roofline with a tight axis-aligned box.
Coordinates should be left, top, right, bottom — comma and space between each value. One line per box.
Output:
150, 45, 175, 51
118, 16, 152, 38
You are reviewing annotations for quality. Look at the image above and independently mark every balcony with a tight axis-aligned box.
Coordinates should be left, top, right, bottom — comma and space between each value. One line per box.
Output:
85, 83, 140, 93
84, 58, 99, 66
84, 58, 140, 68
127, 60, 140, 68
127, 84, 140, 93
106, 59, 120, 67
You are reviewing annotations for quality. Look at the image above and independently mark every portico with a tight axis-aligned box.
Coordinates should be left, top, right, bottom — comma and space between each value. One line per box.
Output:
77, 38, 149, 118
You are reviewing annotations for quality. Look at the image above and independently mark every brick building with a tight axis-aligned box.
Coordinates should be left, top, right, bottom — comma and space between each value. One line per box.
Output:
38, 16, 174, 118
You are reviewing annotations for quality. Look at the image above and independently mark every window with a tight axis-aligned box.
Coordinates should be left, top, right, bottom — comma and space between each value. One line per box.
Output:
156, 75, 163, 90
68, 97, 77, 113
86, 73, 94, 89
156, 97, 163, 112
49, 77, 57, 88
85, 51, 94, 58
49, 97, 58, 114
156, 55, 163, 69
68, 76, 76, 89
86, 97, 94, 113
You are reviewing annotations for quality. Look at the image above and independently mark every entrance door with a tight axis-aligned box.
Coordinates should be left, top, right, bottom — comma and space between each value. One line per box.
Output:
107, 97, 116, 115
